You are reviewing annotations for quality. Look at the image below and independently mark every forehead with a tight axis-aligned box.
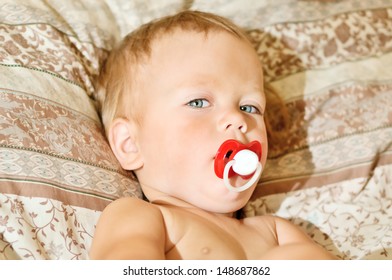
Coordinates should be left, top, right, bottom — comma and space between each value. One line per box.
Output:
144, 29, 263, 82
132, 28, 265, 113
150, 28, 255, 57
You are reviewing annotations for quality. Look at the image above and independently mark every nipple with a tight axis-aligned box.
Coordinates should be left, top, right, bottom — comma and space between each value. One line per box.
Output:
214, 139, 263, 192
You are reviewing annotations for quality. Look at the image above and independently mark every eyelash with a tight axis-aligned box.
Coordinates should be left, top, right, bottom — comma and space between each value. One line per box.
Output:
187, 99, 211, 108
240, 105, 260, 114
187, 99, 261, 114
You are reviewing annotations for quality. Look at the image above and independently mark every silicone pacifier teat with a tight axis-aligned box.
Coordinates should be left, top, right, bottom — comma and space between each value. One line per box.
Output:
214, 139, 263, 192
232, 149, 259, 176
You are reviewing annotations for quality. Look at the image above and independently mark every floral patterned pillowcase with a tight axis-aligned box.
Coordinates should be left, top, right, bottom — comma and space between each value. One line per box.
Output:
194, 0, 392, 259
0, 1, 144, 259
0, 0, 213, 260
188, 0, 392, 199
246, 3, 392, 199
233, 1, 392, 259
1, 0, 392, 260
0, 0, 190, 260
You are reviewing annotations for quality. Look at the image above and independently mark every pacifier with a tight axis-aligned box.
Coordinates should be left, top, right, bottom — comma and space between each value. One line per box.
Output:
214, 139, 263, 192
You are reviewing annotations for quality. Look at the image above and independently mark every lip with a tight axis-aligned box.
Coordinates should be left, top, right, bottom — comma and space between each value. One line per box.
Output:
214, 139, 262, 179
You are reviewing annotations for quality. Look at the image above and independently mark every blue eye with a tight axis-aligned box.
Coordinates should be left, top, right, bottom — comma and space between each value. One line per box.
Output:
240, 105, 260, 114
187, 99, 210, 108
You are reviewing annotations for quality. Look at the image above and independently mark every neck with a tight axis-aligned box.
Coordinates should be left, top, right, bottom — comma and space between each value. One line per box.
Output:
146, 193, 236, 218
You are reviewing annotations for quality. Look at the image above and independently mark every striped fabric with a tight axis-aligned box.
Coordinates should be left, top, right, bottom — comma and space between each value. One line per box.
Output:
0, 0, 146, 259
194, 0, 392, 259
1, 0, 391, 259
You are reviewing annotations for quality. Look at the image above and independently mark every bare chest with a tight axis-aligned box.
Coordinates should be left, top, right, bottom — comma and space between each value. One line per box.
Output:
161, 208, 277, 260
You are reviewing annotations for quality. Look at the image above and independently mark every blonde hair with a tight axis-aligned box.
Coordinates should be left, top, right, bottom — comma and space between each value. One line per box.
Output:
94, 10, 253, 136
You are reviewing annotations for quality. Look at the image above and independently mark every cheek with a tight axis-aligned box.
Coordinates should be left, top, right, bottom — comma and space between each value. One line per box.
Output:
253, 119, 268, 166
140, 119, 206, 170
170, 130, 210, 169
262, 131, 268, 166
138, 118, 172, 170
166, 122, 214, 177
172, 114, 213, 149
261, 140, 268, 167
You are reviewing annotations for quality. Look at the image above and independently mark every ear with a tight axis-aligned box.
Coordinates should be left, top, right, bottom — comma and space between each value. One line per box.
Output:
108, 118, 143, 170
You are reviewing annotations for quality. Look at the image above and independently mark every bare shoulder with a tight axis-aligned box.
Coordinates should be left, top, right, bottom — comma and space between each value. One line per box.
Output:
272, 215, 314, 244
244, 215, 312, 244
96, 196, 164, 235
89, 197, 166, 259
102, 196, 159, 216
248, 215, 336, 259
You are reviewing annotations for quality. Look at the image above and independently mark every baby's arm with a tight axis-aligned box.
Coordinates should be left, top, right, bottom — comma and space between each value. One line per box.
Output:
262, 216, 336, 260
89, 197, 166, 259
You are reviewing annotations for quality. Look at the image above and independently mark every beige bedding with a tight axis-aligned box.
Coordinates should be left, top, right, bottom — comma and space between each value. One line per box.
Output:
1, 0, 391, 259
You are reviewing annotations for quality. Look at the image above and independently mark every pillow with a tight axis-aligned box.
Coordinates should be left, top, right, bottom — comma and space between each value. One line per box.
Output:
223, 1, 391, 259
193, 0, 392, 259
0, 0, 150, 259
0, 0, 194, 260
2, 0, 392, 260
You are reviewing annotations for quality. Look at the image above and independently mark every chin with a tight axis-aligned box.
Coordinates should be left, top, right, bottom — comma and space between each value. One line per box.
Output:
203, 192, 251, 214
211, 203, 245, 215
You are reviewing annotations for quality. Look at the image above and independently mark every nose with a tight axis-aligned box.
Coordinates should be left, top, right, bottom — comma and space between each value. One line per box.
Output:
218, 109, 248, 133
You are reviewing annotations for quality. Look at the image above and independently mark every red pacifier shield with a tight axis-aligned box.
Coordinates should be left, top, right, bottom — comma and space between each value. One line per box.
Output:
214, 139, 262, 179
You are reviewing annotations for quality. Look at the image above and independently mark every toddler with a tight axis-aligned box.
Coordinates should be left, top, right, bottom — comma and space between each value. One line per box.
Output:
89, 10, 335, 260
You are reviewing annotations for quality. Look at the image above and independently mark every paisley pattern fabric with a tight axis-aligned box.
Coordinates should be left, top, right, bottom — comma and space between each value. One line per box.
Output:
0, 0, 391, 259
0, 0, 150, 259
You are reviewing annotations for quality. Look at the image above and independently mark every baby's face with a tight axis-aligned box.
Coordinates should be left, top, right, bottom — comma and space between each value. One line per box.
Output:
133, 29, 267, 213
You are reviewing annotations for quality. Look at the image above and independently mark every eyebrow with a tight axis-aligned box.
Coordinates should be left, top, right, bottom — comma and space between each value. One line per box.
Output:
246, 91, 267, 107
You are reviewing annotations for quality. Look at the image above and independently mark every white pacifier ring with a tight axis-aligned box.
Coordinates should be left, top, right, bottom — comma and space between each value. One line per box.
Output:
223, 149, 263, 192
